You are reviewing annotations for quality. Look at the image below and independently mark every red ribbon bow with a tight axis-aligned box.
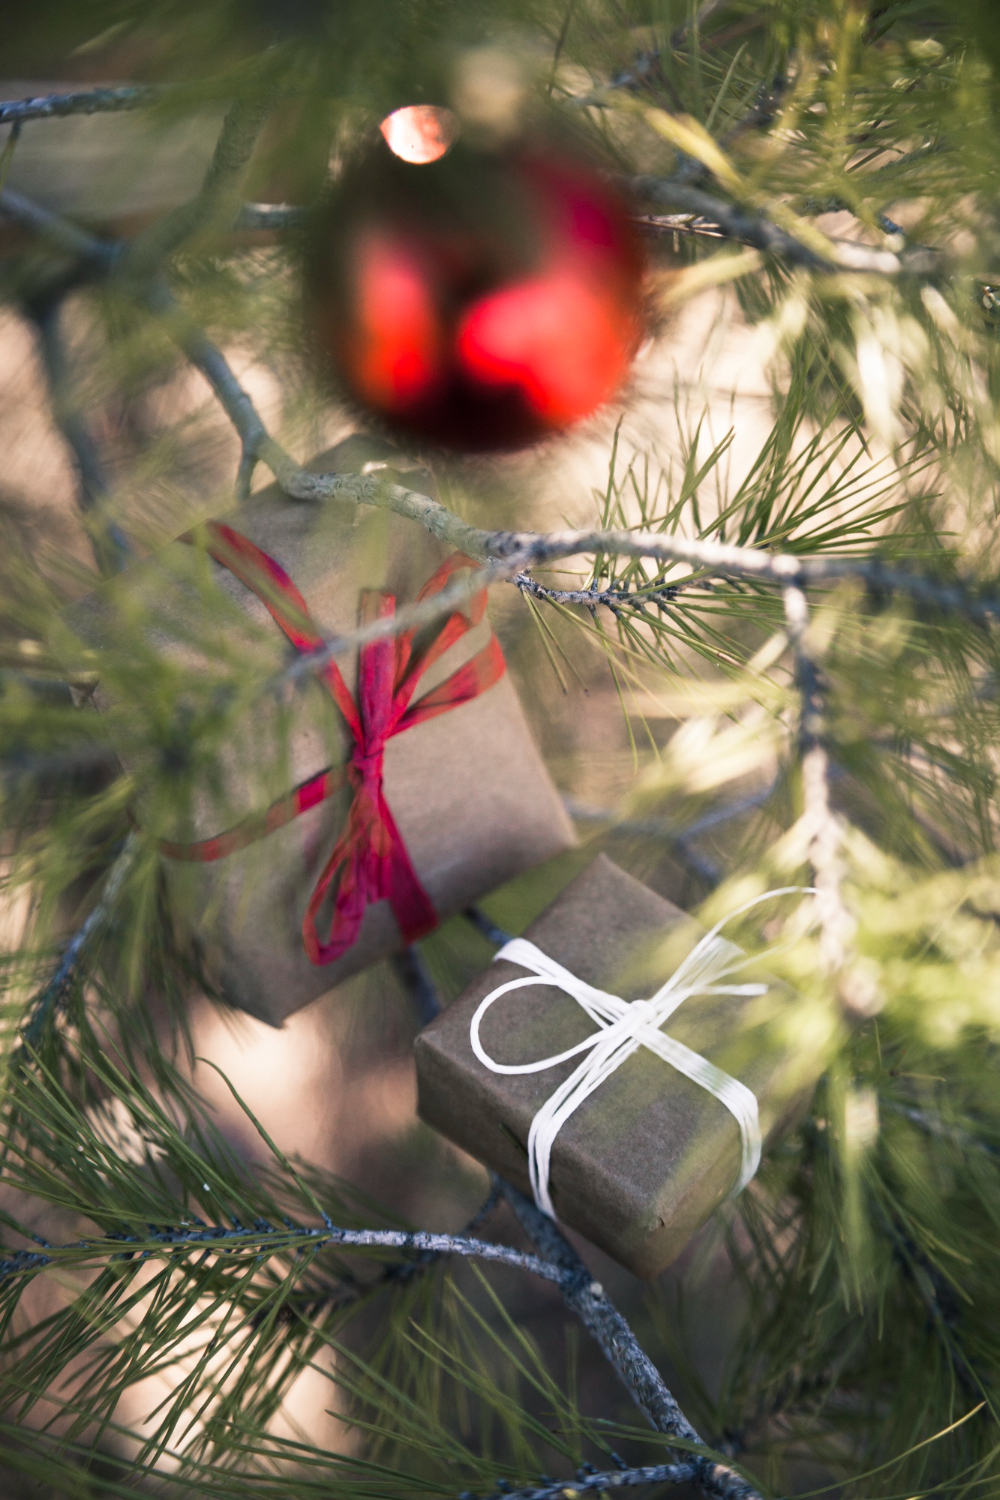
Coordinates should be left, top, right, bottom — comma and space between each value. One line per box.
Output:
160, 520, 506, 965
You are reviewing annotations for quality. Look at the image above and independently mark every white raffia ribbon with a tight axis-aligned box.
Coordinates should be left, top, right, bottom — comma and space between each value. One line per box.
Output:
469, 887, 810, 1220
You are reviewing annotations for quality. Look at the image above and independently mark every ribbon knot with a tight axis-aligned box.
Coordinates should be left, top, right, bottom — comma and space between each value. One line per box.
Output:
163, 522, 507, 967
350, 746, 386, 787
470, 888, 810, 1220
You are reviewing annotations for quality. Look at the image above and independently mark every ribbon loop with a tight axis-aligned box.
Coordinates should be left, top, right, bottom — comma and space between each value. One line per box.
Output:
473, 888, 811, 1221
164, 523, 507, 967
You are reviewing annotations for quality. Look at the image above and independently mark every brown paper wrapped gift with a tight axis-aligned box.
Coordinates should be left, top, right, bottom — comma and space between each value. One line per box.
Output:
415, 855, 818, 1278
70, 435, 576, 1026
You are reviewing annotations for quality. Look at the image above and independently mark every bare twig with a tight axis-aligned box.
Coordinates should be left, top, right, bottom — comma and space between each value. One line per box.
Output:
563, 797, 723, 883
392, 943, 442, 1026
513, 572, 686, 612
17, 834, 138, 1054
0, 187, 117, 267
783, 585, 859, 1005
0, 1216, 563, 1288
498, 1180, 764, 1500
0, 87, 164, 126
234, 201, 309, 231
463, 906, 514, 947
491, 1462, 700, 1499
140, 278, 290, 480
25, 294, 132, 573
631, 176, 938, 275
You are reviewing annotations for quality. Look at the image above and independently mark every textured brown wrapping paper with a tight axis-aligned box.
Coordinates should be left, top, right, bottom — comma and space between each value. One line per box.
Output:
415, 855, 817, 1278
70, 435, 576, 1025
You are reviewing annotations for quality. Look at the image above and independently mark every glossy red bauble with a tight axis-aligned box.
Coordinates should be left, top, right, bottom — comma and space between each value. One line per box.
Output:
305, 123, 646, 451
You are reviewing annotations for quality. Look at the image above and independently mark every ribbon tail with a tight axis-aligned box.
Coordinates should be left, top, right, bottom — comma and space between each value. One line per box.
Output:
526, 1031, 641, 1218
302, 831, 368, 966
303, 794, 437, 964
379, 794, 438, 943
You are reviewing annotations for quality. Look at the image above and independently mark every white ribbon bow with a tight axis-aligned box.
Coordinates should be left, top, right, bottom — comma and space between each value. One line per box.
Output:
470, 888, 809, 1220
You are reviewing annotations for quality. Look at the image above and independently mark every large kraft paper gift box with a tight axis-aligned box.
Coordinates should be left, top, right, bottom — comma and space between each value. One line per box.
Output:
415, 855, 819, 1278
69, 435, 576, 1025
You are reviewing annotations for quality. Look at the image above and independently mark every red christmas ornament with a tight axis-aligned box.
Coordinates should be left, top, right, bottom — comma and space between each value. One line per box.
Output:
306, 114, 646, 451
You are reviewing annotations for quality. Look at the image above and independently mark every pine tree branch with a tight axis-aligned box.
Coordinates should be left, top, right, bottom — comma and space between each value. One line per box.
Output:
0, 202, 984, 632
0, 79, 944, 280
0, 1218, 566, 1287
497, 1180, 764, 1500
0, 190, 288, 494
584, 0, 749, 103
257, 515, 1000, 703
123, 93, 277, 274
279, 456, 1000, 618
513, 572, 688, 612
783, 583, 844, 958
884, 1101, 1000, 1157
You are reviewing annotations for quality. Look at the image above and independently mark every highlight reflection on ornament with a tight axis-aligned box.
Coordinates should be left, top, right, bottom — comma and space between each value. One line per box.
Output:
379, 105, 459, 165
306, 117, 646, 451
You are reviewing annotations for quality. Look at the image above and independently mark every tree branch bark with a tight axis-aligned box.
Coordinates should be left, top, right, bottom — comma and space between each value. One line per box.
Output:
498, 1179, 764, 1500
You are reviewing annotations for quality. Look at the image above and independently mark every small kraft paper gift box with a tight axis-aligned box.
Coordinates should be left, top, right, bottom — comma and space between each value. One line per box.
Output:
69, 435, 576, 1026
415, 855, 819, 1278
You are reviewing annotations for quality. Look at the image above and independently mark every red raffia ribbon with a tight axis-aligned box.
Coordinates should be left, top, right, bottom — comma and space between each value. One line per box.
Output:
159, 520, 506, 965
